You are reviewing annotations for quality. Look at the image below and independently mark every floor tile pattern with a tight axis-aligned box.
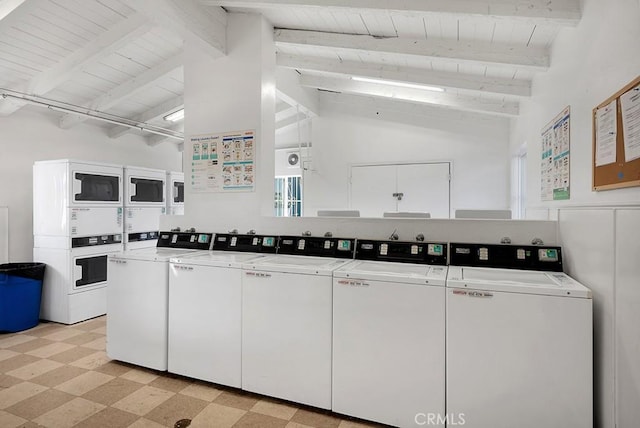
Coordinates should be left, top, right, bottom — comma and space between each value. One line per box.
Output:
1, 317, 386, 428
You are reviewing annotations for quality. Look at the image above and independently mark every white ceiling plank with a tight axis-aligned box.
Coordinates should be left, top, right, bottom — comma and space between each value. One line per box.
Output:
32, 3, 102, 40
0, 0, 34, 27
299, 74, 519, 116
275, 29, 550, 71
277, 54, 531, 97
108, 95, 184, 138
359, 11, 396, 37
1, 30, 66, 62
202, 1, 581, 25
59, 55, 183, 129
21, 12, 152, 97
128, 0, 226, 58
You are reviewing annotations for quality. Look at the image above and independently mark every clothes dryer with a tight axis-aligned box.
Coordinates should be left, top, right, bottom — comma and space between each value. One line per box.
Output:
166, 171, 184, 216
123, 166, 166, 249
446, 243, 592, 428
168, 233, 277, 387
106, 231, 212, 370
332, 239, 448, 427
241, 236, 355, 409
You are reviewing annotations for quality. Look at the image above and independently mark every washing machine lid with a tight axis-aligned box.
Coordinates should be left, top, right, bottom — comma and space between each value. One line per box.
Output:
447, 266, 591, 298
170, 251, 266, 268
243, 254, 352, 275
112, 247, 203, 262
333, 260, 447, 286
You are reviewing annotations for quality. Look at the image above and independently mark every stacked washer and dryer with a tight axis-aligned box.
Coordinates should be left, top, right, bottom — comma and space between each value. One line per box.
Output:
123, 166, 166, 250
33, 160, 124, 324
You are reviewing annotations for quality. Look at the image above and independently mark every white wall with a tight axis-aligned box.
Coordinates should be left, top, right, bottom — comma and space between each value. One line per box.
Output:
181, 13, 276, 227
510, 1, 640, 427
304, 112, 511, 217
511, 0, 640, 208
0, 108, 181, 262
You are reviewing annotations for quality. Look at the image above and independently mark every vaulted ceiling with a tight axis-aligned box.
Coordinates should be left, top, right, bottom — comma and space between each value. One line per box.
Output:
0, 0, 582, 146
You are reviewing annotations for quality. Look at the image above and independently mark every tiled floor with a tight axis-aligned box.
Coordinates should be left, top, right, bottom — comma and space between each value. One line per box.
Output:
0, 317, 384, 428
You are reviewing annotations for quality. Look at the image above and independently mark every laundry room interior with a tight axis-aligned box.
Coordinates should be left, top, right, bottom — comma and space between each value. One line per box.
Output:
0, 1, 639, 428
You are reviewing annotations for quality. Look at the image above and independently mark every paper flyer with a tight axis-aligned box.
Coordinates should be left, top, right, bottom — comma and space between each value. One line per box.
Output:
189, 130, 256, 193
541, 106, 570, 201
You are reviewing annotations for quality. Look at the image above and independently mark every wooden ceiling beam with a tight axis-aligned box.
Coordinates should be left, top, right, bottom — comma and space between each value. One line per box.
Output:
0, 12, 152, 116
130, 0, 227, 57
299, 74, 519, 116
59, 55, 183, 129
275, 29, 549, 72
277, 54, 531, 97
201, 0, 581, 26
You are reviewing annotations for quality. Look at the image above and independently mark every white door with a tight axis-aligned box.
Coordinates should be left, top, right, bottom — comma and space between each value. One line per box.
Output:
396, 163, 450, 218
350, 165, 397, 217
350, 163, 451, 218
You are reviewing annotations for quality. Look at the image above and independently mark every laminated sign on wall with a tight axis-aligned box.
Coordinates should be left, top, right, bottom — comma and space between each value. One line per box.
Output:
189, 130, 256, 193
541, 106, 570, 201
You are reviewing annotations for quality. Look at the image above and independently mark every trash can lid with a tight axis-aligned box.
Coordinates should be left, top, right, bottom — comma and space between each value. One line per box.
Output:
0, 263, 46, 281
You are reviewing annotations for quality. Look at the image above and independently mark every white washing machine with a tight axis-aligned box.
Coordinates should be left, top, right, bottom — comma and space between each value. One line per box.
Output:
332, 239, 448, 428
168, 233, 277, 387
33, 159, 124, 324
107, 231, 212, 370
446, 243, 593, 428
241, 235, 355, 409
123, 166, 166, 250
166, 171, 184, 216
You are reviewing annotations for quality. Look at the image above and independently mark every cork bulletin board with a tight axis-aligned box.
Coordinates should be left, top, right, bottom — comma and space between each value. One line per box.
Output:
592, 75, 640, 191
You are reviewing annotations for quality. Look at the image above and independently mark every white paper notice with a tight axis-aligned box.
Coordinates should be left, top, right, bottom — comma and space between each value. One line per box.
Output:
540, 106, 570, 201
189, 130, 256, 193
595, 100, 617, 166
620, 85, 640, 162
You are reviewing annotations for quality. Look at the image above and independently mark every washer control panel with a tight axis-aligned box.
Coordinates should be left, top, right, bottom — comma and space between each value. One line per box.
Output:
156, 231, 213, 250
355, 240, 447, 265
212, 233, 278, 253
277, 236, 355, 258
450, 243, 563, 272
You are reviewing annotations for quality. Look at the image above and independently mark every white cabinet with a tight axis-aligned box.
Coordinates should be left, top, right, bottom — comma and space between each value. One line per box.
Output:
349, 162, 450, 218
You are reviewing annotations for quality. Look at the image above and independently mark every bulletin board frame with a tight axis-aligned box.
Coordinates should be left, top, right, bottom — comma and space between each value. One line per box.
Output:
592, 75, 640, 191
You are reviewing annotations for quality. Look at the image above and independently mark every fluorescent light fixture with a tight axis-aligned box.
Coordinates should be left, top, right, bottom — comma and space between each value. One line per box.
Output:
163, 108, 185, 122
352, 76, 444, 92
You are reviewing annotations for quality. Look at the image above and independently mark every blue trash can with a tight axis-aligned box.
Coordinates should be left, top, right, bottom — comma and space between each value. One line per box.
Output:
0, 263, 46, 333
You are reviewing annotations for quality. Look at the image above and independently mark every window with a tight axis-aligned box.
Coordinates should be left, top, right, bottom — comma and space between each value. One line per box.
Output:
515, 152, 527, 219
274, 176, 302, 217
